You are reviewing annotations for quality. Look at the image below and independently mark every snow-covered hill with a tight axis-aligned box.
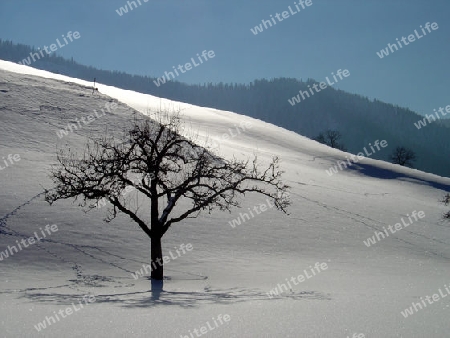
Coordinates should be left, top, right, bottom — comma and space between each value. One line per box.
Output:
1, 60, 449, 337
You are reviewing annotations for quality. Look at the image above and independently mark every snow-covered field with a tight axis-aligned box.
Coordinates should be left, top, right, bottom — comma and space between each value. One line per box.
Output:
1, 60, 449, 337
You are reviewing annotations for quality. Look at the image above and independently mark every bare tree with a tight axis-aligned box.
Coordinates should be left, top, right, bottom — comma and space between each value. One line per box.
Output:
314, 130, 346, 151
45, 112, 290, 285
389, 146, 417, 167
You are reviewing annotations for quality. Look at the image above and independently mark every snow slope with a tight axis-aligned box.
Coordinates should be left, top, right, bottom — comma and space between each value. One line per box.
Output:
1, 60, 450, 337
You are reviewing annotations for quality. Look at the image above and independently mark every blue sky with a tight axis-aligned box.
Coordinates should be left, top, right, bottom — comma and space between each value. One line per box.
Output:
1, 0, 449, 115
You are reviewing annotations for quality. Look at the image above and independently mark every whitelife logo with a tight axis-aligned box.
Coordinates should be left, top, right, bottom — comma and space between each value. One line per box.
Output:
0, 224, 58, 261
228, 198, 275, 228
414, 103, 450, 129
401, 283, 450, 318
377, 22, 438, 59
266, 262, 328, 298
19, 31, 81, 66
207, 121, 253, 151
325, 140, 388, 176
363, 211, 425, 247
34, 295, 95, 332
250, 0, 313, 35
288, 69, 350, 106
180, 314, 231, 338
115, 0, 149, 16
131, 243, 193, 280
153, 50, 215, 87
0, 154, 21, 171
56, 102, 117, 139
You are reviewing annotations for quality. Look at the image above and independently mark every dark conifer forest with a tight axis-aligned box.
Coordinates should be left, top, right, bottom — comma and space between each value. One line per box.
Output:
2, 39, 448, 177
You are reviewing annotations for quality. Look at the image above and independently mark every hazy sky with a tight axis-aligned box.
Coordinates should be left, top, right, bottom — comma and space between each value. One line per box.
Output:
1, 0, 449, 115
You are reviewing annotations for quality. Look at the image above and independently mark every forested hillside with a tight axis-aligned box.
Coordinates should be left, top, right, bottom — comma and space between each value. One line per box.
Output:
2, 39, 448, 177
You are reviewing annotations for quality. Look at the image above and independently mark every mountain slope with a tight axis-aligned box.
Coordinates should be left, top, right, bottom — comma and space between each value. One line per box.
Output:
2, 40, 449, 177
1, 61, 450, 337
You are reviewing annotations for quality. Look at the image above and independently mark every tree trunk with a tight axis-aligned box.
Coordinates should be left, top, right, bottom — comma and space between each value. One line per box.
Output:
151, 235, 163, 280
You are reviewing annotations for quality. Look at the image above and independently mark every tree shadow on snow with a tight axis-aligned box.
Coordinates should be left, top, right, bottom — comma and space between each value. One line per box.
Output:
20, 285, 331, 309
348, 163, 450, 192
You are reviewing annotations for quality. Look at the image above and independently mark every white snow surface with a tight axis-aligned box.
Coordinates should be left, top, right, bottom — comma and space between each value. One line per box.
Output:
1, 60, 450, 337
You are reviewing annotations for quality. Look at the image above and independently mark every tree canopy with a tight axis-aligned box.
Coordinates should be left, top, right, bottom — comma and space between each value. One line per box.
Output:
45, 112, 291, 281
